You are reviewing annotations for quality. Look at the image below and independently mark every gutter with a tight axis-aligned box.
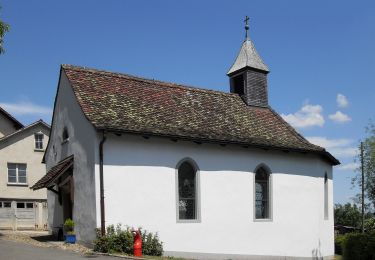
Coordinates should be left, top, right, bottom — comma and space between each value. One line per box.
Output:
99, 131, 107, 236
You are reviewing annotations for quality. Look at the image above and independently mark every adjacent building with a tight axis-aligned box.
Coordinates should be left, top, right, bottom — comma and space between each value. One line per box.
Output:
0, 106, 50, 230
33, 25, 338, 259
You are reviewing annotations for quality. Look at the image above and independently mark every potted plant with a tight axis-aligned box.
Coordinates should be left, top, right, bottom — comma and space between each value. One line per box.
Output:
64, 218, 76, 244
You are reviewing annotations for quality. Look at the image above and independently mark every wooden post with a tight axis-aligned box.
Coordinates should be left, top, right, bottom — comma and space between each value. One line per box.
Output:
361, 142, 365, 233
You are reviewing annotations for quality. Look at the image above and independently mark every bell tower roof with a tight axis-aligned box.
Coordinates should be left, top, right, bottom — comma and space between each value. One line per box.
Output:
227, 17, 269, 75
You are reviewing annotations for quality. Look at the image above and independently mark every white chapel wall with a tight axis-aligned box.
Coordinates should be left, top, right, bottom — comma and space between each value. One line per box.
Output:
45, 71, 98, 243
96, 134, 334, 258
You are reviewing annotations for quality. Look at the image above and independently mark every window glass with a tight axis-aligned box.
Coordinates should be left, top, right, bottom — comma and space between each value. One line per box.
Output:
26, 203, 34, 208
0, 202, 2, 208
178, 161, 196, 220
17, 202, 25, 208
4, 202, 11, 208
7, 163, 27, 184
255, 167, 270, 219
8, 163, 17, 183
35, 133, 44, 149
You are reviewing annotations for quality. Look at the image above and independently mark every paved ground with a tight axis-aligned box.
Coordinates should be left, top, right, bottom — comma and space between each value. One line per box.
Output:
0, 238, 118, 260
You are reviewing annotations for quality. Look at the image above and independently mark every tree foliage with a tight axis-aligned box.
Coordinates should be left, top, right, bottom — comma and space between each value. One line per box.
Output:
353, 122, 375, 209
334, 203, 362, 228
0, 6, 10, 54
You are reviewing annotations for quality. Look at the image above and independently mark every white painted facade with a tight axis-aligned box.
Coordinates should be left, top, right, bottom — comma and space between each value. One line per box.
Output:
45, 70, 335, 259
0, 119, 50, 230
94, 134, 334, 259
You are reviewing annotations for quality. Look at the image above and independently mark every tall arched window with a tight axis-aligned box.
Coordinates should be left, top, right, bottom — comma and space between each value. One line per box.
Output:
324, 172, 328, 220
255, 166, 271, 219
177, 160, 198, 220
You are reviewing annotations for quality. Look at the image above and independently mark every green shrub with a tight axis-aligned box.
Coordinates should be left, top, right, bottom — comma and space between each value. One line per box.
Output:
140, 229, 163, 256
342, 231, 375, 260
64, 218, 75, 234
93, 224, 163, 256
335, 234, 347, 255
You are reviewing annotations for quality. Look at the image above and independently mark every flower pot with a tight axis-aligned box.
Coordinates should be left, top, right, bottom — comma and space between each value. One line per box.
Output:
65, 234, 76, 244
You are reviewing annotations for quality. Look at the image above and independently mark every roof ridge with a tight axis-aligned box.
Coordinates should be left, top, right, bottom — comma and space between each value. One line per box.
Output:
62, 64, 238, 98
0, 106, 24, 129
0, 120, 51, 142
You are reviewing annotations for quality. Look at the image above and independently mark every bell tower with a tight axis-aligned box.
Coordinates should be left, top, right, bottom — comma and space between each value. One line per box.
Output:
227, 17, 269, 107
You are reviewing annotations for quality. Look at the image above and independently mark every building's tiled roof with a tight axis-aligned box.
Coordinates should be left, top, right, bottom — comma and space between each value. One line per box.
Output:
0, 106, 24, 130
31, 155, 73, 190
61, 65, 339, 165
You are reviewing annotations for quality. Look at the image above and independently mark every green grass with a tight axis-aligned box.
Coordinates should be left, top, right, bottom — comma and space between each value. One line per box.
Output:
335, 254, 343, 260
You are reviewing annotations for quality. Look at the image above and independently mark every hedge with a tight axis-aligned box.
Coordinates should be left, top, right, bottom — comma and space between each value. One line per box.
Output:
342, 232, 375, 260
94, 224, 163, 256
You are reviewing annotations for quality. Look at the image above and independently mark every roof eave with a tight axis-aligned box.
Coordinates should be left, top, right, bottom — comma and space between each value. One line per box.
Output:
96, 127, 340, 166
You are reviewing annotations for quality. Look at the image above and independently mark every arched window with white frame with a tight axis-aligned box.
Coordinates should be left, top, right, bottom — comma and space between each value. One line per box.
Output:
176, 159, 200, 221
254, 165, 271, 220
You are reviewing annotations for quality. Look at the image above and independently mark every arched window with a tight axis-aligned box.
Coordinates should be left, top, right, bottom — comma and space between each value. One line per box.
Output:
255, 166, 271, 219
177, 160, 198, 220
324, 172, 328, 220
62, 128, 69, 142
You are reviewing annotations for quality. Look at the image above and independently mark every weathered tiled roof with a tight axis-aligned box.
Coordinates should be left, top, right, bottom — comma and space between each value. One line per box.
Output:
227, 38, 269, 75
61, 65, 338, 165
31, 155, 73, 190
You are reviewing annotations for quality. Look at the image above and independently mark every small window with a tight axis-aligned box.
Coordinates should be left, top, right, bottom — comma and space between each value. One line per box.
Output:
26, 203, 34, 208
17, 202, 25, 208
255, 166, 271, 219
3, 202, 11, 208
8, 163, 27, 184
62, 128, 69, 142
0, 202, 2, 208
178, 160, 198, 220
324, 172, 328, 220
34, 133, 44, 150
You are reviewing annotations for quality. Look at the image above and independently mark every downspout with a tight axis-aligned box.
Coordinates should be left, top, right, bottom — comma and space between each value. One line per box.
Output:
99, 131, 107, 236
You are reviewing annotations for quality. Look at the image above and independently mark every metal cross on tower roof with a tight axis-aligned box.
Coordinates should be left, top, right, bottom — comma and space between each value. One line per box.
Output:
244, 16, 250, 39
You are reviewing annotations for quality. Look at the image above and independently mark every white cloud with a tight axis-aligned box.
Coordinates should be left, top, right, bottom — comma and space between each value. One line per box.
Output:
0, 101, 52, 116
330, 147, 359, 158
306, 136, 359, 159
337, 94, 349, 108
329, 111, 351, 123
337, 162, 359, 171
306, 136, 352, 149
281, 104, 324, 128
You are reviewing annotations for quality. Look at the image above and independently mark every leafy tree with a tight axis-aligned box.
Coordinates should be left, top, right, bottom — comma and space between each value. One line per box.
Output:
0, 6, 10, 54
334, 203, 362, 228
353, 122, 375, 209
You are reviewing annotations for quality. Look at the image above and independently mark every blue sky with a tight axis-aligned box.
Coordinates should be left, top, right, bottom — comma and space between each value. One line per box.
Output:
0, 1, 374, 205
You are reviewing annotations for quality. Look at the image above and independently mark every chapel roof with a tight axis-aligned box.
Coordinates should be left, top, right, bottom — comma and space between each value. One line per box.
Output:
227, 38, 269, 75
60, 64, 339, 165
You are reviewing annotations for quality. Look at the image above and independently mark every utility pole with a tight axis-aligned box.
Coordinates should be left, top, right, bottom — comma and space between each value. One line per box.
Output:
361, 142, 365, 233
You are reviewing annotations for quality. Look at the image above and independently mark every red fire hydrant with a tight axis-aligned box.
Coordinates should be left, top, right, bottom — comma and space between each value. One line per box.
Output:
132, 228, 142, 257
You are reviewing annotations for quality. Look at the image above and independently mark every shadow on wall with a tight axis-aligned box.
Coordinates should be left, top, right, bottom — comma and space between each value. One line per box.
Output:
312, 239, 323, 260
103, 134, 331, 180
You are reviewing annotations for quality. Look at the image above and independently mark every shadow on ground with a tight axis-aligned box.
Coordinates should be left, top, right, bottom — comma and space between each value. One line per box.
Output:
30, 234, 58, 243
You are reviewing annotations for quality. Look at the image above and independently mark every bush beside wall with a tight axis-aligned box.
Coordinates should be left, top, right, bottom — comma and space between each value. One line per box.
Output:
94, 224, 163, 256
342, 232, 375, 260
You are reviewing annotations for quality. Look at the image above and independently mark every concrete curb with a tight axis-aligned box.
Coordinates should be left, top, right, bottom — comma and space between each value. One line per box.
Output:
93, 252, 147, 260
